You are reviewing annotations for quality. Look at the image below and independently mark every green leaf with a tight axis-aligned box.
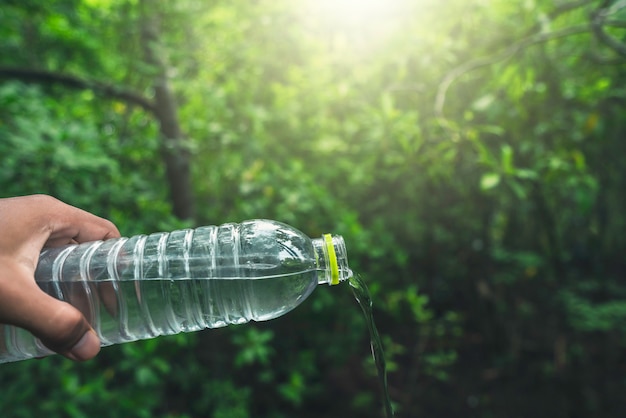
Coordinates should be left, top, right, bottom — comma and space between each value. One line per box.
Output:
480, 172, 501, 190
501, 144, 514, 174
472, 94, 495, 111
514, 168, 538, 180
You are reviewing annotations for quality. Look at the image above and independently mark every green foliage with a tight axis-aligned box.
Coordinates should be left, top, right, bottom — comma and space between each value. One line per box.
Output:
1, 0, 626, 417
232, 328, 275, 367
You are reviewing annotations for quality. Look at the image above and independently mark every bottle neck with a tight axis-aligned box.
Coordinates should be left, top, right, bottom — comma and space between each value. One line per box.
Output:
313, 234, 352, 285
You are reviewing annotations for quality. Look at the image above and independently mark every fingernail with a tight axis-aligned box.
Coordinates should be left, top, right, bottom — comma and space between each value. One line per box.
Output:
67, 330, 100, 361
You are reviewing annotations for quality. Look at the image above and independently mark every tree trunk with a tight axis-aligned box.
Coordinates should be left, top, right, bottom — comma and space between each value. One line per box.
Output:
140, 1, 195, 221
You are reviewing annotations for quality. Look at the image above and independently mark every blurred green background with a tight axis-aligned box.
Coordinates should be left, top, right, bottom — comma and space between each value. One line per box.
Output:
1, 0, 626, 417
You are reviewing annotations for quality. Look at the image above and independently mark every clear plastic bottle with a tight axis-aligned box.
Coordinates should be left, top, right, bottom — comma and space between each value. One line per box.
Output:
0, 219, 352, 363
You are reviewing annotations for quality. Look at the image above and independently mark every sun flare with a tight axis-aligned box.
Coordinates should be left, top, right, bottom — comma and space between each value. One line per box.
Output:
307, 0, 408, 30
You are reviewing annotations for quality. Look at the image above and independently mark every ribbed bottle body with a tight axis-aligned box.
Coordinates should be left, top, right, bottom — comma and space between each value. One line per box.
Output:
0, 220, 329, 363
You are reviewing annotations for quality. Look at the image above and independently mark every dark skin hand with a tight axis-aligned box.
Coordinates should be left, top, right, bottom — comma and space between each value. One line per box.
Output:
0, 195, 120, 361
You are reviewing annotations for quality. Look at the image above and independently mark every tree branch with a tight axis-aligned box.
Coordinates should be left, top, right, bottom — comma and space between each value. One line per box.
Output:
0, 67, 155, 112
527, 0, 597, 34
585, 49, 626, 64
435, 24, 589, 120
590, 2, 626, 59
434, 0, 604, 122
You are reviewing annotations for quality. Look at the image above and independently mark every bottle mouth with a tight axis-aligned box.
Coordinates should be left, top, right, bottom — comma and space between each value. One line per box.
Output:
314, 234, 353, 285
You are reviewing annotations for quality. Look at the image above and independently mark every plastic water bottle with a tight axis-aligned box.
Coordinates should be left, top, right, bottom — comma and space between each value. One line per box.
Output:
0, 219, 352, 363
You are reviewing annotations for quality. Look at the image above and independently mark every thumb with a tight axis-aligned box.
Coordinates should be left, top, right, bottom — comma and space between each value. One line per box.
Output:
31, 298, 101, 361
0, 266, 100, 361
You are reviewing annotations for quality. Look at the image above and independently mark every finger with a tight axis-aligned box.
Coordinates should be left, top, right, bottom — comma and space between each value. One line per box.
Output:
0, 264, 101, 361
0, 195, 120, 258
43, 198, 121, 245
35, 304, 101, 361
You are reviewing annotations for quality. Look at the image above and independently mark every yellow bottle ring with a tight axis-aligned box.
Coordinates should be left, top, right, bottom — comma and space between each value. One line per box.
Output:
323, 234, 340, 285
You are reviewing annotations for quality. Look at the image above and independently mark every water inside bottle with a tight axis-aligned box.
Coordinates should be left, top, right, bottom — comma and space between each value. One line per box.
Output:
37, 272, 319, 346
349, 273, 394, 418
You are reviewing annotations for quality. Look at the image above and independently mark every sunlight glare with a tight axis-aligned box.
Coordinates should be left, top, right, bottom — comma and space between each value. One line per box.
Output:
308, 0, 407, 30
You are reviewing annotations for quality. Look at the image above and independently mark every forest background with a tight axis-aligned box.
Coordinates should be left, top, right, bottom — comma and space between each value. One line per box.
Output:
1, 0, 626, 417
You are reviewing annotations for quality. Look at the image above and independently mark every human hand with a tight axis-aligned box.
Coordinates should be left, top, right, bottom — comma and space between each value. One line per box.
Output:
0, 195, 120, 361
